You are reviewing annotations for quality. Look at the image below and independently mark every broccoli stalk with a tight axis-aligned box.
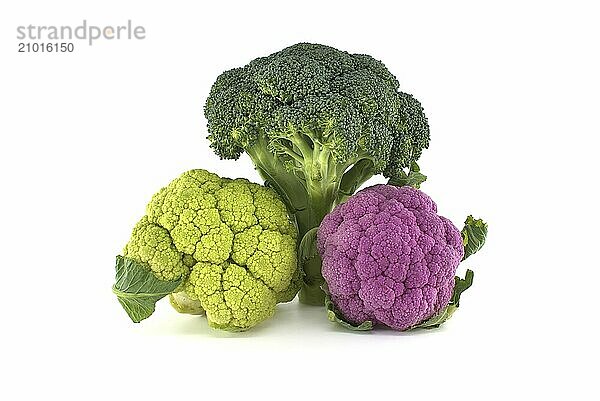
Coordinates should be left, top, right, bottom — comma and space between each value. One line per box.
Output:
246, 127, 378, 304
248, 129, 375, 228
205, 43, 430, 305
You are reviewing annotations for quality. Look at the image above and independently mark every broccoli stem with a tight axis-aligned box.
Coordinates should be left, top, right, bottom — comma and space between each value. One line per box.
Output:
248, 151, 324, 304
247, 132, 376, 306
337, 158, 376, 204
247, 140, 310, 222
298, 254, 325, 305
299, 177, 339, 305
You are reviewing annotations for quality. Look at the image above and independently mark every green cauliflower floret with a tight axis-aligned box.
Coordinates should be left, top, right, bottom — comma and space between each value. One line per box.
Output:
113, 169, 300, 331
184, 262, 278, 331
122, 216, 188, 282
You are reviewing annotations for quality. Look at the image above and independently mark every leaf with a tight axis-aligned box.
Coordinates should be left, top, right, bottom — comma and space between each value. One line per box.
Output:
387, 161, 427, 189
450, 269, 474, 307
411, 269, 474, 329
112, 255, 182, 323
323, 283, 373, 331
298, 227, 319, 262
411, 306, 458, 329
462, 215, 488, 260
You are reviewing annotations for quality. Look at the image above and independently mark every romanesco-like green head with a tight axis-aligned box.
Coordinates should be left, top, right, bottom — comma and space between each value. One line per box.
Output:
114, 169, 300, 331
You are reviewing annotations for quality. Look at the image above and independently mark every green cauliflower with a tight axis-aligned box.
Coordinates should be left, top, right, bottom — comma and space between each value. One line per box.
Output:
113, 169, 300, 331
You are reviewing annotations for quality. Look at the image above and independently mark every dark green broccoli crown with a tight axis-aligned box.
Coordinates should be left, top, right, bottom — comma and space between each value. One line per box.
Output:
383, 92, 431, 177
205, 43, 430, 175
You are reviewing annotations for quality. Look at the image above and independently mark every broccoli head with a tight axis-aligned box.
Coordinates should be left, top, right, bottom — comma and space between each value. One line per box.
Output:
113, 169, 300, 331
204, 43, 430, 305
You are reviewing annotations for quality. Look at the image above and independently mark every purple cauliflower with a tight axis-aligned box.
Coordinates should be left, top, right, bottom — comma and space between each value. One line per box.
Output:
317, 184, 465, 331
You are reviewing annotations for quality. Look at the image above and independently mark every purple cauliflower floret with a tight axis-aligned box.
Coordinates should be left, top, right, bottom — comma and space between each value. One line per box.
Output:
317, 185, 464, 331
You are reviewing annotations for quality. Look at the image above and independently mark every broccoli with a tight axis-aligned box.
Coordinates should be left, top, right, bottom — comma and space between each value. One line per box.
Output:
112, 169, 301, 331
205, 43, 430, 305
317, 184, 487, 331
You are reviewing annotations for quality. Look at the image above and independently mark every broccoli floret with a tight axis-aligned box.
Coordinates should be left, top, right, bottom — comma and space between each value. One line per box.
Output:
204, 43, 430, 304
113, 169, 300, 331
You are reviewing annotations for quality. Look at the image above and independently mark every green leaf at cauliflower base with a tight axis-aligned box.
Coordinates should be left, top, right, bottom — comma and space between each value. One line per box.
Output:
298, 227, 319, 263
112, 255, 182, 323
411, 269, 474, 329
323, 284, 373, 331
462, 215, 488, 260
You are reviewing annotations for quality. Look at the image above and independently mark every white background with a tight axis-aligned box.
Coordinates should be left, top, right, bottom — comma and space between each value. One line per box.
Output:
1, 1, 598, 399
